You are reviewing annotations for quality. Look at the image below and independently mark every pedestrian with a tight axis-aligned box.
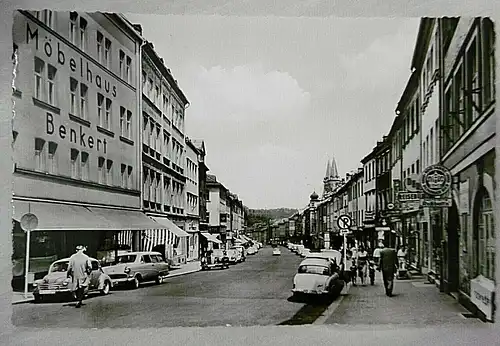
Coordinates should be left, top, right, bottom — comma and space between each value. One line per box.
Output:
378, 246, 398, 296
373, 241, 385, 267
397, 246, 407, 270
67, 245, 92, 308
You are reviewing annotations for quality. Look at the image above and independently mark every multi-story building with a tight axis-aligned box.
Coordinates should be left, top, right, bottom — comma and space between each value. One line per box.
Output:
10, 10, 164, 289
185, 137, 200, 261
347, 169, 366, 249
139, 39, 189, 265
191, 139, 209, 257
438, 17, 495, 322
361, 148, 378, 247
206, 174, 229, 246
227, 193, 245, 240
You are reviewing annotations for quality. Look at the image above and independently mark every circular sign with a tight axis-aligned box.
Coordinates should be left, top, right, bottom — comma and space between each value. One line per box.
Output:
337, 215, 352, 229
20, 213, 38, 231
404, 174, 421, 192
421, 164, 452, 196
387, 203, 395, 210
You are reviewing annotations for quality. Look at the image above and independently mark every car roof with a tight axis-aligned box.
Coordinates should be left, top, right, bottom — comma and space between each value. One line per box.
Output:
299, 258, 331, 267
117, 251, 162, 256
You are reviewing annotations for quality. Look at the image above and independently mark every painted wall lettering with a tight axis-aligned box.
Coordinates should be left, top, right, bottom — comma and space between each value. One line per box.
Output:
26, 22, 118, 98
46, 113, 108, 154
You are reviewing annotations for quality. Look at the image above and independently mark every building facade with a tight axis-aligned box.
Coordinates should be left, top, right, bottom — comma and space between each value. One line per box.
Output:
206, 174, 229, 246
10, 10, 165, 289
185, 138, 200, 261
139, 40, 189, 265
361, 149, 378, 247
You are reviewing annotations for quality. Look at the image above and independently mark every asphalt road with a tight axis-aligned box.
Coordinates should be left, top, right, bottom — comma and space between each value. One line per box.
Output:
12, 246, 343, 328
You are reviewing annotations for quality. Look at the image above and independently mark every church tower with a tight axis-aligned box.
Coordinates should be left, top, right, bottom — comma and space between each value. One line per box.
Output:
322, 155, 342, 197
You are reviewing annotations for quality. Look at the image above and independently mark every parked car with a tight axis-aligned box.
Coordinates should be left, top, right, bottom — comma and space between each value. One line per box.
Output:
272, 248, 281, 256
232, 246, 246, 262
33, 257, 112, 303
292, 257, 345, 298
247, 246, 257, 255
308, 250, 347, 282
201, 249, 230, 270
227, 248, 240, 264
295, 245, 304, 254
300, 248, 311, 257
102, 251, 169, 289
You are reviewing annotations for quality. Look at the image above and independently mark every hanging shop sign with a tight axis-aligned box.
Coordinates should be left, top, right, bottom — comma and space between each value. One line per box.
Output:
404, 174, 421, 193
421, 164, 452, 196
398, 192, 423, 201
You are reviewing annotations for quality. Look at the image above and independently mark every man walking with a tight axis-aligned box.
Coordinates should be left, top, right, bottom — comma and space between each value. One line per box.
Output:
67, 245, 92, 308
372, 241, 384, 267
378, 246, 398, 296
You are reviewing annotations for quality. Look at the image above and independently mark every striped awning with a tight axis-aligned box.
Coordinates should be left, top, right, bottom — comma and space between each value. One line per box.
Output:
141, 229, 176, 252
200, 232, 222, 244
151, 217, 189, 237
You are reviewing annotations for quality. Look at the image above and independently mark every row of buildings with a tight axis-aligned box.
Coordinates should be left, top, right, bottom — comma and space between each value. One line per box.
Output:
10, 10, 246, 290
249, 17, 496, 323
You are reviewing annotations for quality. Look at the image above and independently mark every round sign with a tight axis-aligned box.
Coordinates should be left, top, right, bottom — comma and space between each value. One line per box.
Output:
337, 215, 352, 229
404, 174, 421, 192
421, 164, 452, 196
387, 203, 394, 210
20, 213, 38, 231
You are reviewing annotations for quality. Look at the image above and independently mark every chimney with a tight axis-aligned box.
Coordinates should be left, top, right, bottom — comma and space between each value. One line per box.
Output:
132, 24, 143, 35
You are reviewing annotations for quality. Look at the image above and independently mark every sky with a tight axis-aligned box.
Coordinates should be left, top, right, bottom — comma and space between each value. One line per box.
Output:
126, 14, 420, 210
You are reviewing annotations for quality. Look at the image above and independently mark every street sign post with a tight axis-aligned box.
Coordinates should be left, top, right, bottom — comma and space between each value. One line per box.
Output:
337, 215, 352, 264
20, 212, 38, 299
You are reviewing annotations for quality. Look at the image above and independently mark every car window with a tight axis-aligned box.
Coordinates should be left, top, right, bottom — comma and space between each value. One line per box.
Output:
298, 265, 330, 275
142, 255, 152, 263
91, 261, 99, 270
155, 255, 165, 263
150, 255, 161, 263
117, 255, 136, 264
50, 261, 69, 273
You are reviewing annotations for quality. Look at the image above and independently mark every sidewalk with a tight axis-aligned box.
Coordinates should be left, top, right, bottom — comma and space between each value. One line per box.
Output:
12, 261, 202, 305
325, 272, 485, 326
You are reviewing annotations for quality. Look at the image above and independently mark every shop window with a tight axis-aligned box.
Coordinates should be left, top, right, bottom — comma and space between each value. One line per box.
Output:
476, 188, 495, 281
460, 214, 470, 295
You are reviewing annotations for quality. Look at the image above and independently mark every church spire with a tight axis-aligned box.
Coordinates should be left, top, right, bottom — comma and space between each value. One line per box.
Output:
330, 156, 339, 178
325, 159, 331, 179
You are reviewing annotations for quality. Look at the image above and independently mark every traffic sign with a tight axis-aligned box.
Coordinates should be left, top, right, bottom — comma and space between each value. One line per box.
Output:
340, 229, 350, 236
20, 213, 38, 232
337, 214, 352, 230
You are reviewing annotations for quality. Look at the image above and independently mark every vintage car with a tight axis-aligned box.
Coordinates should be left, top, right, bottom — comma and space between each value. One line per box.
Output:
247, 246, 257, 255
292, 257, 345, 298
231, 246, 246, 262
226, 248, 240, 264
300, 248, 311, 258
102, 251, 169, 289
307, 250, 347, 282
32, 257, 112, 303
272, 248, 281, 256
201, 249, 230, 270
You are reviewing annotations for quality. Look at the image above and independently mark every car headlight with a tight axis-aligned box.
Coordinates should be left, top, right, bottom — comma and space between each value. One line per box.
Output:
32, 282, 38, 287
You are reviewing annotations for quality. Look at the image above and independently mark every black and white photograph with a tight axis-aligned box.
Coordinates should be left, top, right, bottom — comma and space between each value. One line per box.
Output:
1, 0, 499, 344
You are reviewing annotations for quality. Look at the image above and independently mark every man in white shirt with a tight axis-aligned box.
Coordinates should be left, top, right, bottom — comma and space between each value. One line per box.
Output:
373, 241, 384, 267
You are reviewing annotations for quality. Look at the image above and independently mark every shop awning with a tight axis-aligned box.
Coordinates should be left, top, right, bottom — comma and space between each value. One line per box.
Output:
151, 217, 189, 237
88, 207, 164, 230
12, 200, 115, 231
200, 232, 222, 244
241, 235, 252, 242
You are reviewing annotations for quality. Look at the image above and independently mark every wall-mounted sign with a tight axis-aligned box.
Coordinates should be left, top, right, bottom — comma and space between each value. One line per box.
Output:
470, 275, 495, 321
398, 192, 423, 201
404, 174, 421, 192
421, 164, 452, 196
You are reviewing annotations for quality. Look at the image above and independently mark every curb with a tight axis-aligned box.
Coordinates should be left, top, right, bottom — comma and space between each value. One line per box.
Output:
313, 281, 352, 325
164, 268, 201, 279
12, 297, 34, 305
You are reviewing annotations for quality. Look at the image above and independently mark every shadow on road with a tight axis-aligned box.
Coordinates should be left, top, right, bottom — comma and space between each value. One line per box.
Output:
279, 294, 339, 325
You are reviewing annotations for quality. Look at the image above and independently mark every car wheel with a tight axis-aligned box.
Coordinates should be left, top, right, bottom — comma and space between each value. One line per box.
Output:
155, 275, 163, 285
101, 281, 111, 295
131, 276, 140, 289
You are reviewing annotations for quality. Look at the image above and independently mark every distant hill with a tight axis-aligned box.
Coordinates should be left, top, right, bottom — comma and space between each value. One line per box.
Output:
249, 208, 298, 221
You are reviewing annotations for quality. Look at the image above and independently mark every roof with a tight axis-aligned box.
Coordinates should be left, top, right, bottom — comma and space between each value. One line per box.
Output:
299, 258, 331, 267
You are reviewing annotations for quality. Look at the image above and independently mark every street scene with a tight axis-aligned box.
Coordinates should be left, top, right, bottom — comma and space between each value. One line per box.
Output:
9, 9, 496, 330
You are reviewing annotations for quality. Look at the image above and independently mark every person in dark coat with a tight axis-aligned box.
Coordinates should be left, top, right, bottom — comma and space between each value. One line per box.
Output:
378, 247, 398, 296
67, 245, 92, 308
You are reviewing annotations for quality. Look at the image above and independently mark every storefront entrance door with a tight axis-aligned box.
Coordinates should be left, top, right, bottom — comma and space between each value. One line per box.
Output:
447, 203, 460, 292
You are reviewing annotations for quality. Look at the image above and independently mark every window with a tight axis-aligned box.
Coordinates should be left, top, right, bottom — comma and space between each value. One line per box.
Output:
415, 97, 420, 131
142, 71, 147, 90
37, 10, 53, 28
79, 84, 88, 119
476, 189, 495, 281
126, 56, 131, 83
34, 138, 46, 171
98, 157, 105, 184
126, 110, 132, 138
104, 39, 111, 68
162, 94, 168, 115
79, 17, 87, 51
70, 148, 80, 179
120, 107, 126, 136
46, 65, 57, 106
106, 159, 113, 185
416, 159, 420, 174
34, 57, 44, 100
430, 128, 434, 164
482, 19, 495, 107
81, 152, 89, 180
119, 50, 125, 79
97, 93, 104, 127
121, 164, 127, 188
48, 141, 57, 174
105, 98, 112, 129
69, 12, 78, 44
70, 78, 78, 115
465, 38, 480, 125
96, 32, 103, 62
127, 166, 133, 189
155, 85, 160, 105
